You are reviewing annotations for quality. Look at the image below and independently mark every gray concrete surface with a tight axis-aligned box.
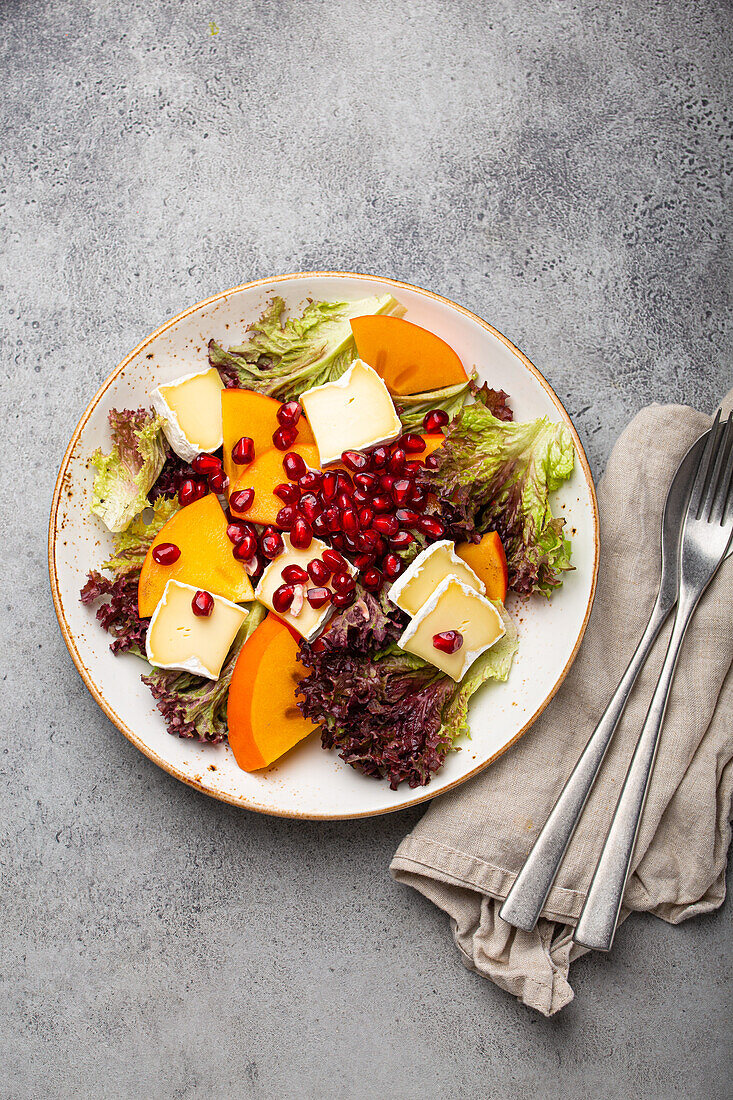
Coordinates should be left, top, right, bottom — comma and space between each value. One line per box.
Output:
2, 1, 731, 1097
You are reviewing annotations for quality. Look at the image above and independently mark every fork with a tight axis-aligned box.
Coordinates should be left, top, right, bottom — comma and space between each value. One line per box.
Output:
573, 410, 733, 950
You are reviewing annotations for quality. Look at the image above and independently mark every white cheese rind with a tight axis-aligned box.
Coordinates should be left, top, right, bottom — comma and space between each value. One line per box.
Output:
398, 576, 506, 682
387, 539, 485, 616
146, 579, 247, 680
255, 534, 357, 641
299, 359, 402, 465
152, 366, 224, 462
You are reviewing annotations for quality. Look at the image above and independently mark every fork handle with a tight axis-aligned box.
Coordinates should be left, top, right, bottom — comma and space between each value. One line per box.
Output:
573, 593, 698, 951
499, 592, 672, 932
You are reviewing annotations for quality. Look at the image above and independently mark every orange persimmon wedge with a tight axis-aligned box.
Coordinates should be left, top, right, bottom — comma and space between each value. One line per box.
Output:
230, 443, 320, 526
421, 432, 445, 460
137, 494, 254, 617
222, 389, 314, 489
350, 315, 467, 396
227, 613, 317, 771
455, 531, 509, 604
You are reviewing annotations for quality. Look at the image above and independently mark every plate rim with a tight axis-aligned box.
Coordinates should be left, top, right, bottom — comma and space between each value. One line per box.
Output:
48, 270, 600, 819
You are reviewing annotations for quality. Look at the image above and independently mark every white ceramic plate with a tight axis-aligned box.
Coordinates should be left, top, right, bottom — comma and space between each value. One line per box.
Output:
49, 273, 599, 819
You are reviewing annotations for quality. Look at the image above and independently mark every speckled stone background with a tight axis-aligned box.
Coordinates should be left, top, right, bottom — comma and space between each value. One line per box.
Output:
1, 1, 731, 1097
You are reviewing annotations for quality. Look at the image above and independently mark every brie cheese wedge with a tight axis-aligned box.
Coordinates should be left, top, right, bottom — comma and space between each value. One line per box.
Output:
398, 576, 505, 681
152, 367, 224, 462
387, 539, 485, 616
299, 359, 402, 465
256, 534, 357, 642
146, 580, 247, 680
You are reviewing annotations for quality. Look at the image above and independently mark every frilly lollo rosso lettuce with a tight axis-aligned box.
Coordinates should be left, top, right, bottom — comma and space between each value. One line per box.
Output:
208, 294, 404, 400
428, 403, 575, 597
296, 589, 518, 789
90, 408, 168, 533
142, 604, 267, 743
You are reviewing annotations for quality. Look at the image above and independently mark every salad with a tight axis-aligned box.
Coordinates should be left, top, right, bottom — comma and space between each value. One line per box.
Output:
81, 294, 575, 790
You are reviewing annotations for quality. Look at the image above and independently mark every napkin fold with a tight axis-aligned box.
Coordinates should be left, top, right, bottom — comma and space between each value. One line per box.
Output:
391, 391, 733, 1016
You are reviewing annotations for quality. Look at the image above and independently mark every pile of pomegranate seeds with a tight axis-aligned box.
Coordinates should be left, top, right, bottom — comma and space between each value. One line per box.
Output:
191, 453, 229, 496
222, 404, 450, 603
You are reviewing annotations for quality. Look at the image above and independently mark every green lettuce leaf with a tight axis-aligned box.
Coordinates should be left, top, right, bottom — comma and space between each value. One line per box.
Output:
428, 403, 575, 597
394, 374, 475, 431
91, 408, 168, 534
208, 294, 404, 400
101, 496, 181, 577
439, 601, 518, 741
142, 603, 268, 744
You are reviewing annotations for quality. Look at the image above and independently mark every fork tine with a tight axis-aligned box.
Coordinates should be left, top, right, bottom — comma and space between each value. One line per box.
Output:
713, 412, 733, 525
690, 410, 722, 519
704, 411, 733, 522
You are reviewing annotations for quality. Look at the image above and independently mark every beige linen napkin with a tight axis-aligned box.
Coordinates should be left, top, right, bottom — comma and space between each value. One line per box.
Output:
391, 392, 733, 1016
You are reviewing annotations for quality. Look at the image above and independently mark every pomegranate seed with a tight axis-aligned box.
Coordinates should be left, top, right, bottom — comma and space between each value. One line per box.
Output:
396, 508, 420, 527
290, 519, 313, 550
358, 506, 374, 529
354, 552, 376, 570
404, 461, 422, 478
191, 589, 215, 617
352, 489, 370, 507
371, 494, 393, 513
261, 531, 284, 559
321, 472, 338, 502
299, 493, 322, 524
424, 453, 441, 470
307, 558, 331, 585
409, 488, 428, 511
341, 450, 369, 472
299, 470, 322, 492
330, 532, 346, 549
390, 530, 414, 551
273, 425, 298, 450
392, 478, 412, 506
179, 479, 204, 507
209, 469, 229, 494
322, 548, 348, 573
380, 474, 395, 493
388, 448, 406, 474
402, 433, 426, 454
274, 482, 300, 505
332, 589, 356, 609
273, 583, 295, 613
370, 445, 389, 469
283, 451, 307, 480
233, 533, 258, 561
230, 488, 255, 513
276, 505, 297, 529
281, 564, 309, 585
374, 535, 388, 558
359, 529, 381, 551
424, 409, 449, 432
312, 514, 328, 537
342, 508, 359, 535
152, 542, 180, 566
362, 567, 383, 592
263, 524, 278, 537
232, 436, 255, 465
382, 553, 402, 579
192, 453, 222, 476
306, 586, 331, 609
336, 472, 354, 496
332, 571, 355, 594
344, 533, 362, 552
354, 472, 378, 493
336, 491, 353, 511
227, 521, 251, 544
418, 516, 446, 539
373, 514, 399, 538
433, 630, 463, 654
277, 401, 302, 427
324, 505, 341, 532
